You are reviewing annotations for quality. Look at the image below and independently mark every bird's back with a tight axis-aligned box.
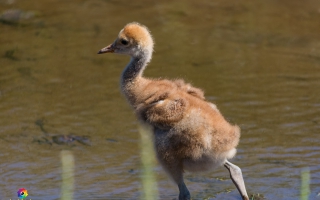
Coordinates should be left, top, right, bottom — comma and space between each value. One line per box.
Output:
124, 77, 240, 158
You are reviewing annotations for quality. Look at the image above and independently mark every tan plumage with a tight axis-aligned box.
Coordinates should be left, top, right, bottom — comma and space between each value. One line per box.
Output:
98, 22, 248, 200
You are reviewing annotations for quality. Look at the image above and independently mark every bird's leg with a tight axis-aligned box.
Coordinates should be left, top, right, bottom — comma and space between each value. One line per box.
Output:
161, 161, 190, 200
224, 160, 249, 200
178, 181, 190, 200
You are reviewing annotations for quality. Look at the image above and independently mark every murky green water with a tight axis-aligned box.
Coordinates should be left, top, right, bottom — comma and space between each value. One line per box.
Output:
1, 0, 320, 199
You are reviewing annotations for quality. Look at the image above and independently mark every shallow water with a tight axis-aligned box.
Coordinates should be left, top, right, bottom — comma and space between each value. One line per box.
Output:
1, 0, 320, 199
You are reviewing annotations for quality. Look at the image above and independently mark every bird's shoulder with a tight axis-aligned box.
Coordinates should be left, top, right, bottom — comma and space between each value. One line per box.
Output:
139, 78, 204, 102
137, 78, 207, 108
172, 79, 205, 100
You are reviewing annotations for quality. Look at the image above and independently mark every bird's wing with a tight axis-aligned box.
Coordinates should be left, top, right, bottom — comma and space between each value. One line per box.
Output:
136, 90, 186, 129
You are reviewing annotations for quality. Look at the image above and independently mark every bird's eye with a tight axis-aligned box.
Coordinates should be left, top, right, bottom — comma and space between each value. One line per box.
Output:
121, 39, 129, 45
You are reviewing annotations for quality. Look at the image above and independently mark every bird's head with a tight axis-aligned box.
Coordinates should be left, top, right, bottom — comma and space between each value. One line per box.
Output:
98, 22, 154, 58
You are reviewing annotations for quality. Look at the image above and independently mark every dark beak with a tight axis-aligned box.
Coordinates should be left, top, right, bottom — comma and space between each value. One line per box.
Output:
97, 44, 114, 54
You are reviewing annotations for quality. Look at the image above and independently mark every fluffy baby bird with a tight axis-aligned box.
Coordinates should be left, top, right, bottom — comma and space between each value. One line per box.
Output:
98, 22, 249, 200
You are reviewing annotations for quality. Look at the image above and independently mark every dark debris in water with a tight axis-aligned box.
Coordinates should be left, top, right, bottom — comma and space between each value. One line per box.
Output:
3, 49, 19, 60
106, 138, 118, 143
52, 135, 91, 146
128, 168, 138, 174
34, 118, 91, 146
32, 136, 53, 145
35, 118, 48, 135
33, 135, 91, 146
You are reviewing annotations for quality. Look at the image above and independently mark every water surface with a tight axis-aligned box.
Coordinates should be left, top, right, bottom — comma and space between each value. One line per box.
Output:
1, 0, 320, 199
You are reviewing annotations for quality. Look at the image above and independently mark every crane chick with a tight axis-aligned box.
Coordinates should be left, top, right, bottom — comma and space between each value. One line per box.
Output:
98, 22, 249, 200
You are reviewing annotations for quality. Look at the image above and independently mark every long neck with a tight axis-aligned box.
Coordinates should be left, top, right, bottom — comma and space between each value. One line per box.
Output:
120, 49, 151, 105
121, 49, 151, 85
